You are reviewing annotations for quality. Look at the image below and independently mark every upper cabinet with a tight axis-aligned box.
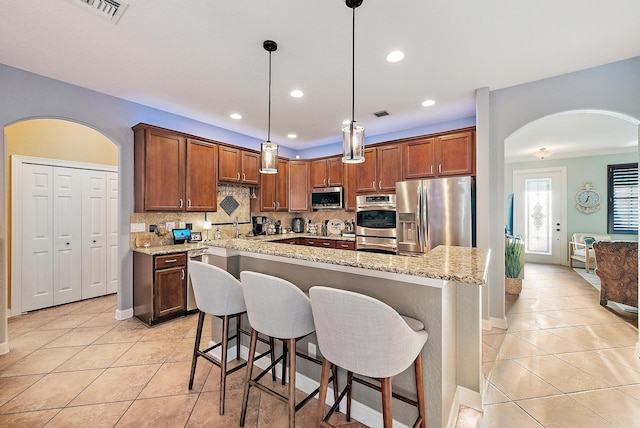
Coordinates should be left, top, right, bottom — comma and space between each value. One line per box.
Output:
289, 160, 310, 212
134, 125, 218, 212
311, 156, 343, 188
258, 158, 289, 212
403, 131, 475, 179
355, 144, 403, 194
218, 147, 260, 185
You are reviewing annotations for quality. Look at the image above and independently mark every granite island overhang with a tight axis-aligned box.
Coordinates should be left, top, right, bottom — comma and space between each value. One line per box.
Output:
201, 238, 490, 428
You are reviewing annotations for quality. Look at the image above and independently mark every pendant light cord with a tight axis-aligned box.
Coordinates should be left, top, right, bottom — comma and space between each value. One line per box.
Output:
267, 50, 272, 142
351, 5, 356, 125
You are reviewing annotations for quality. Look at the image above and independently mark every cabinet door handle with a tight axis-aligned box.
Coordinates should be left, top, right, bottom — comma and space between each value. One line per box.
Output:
237, 172, 240, 180
373, 181, 376, 190
179, 199, 183, 208
379, 181, 382, 190
439, 164, 442, 174
430, 165, 434, 174
181, 269, 185, 280
307, 241, 314, 245
187, 199, 191, 208
165, 259, 177, 263
276, 201, 280, 209
323, 242, 331, 246
272, 201, 276, 209
242, 173, 246, 181
324, 178, 327, 186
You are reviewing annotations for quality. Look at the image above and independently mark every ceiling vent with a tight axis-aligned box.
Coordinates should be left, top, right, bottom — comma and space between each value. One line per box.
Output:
373, 110, 390, 118
71, 0, 128, 24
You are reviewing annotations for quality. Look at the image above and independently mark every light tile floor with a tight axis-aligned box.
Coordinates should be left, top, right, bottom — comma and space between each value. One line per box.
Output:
479, 263, 640, 428
1, 264, 638, 427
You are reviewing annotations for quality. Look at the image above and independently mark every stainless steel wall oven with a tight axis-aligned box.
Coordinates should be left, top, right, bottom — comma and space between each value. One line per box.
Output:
355, 194, 397, 254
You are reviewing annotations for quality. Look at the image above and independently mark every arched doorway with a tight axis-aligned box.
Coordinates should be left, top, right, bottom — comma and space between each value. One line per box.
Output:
5, 118, 119, 314
505, 110, 639, 266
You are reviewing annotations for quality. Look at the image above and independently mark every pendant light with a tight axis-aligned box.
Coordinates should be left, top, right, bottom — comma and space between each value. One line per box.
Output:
342, 0, 365, 164
260, 40, 279, 174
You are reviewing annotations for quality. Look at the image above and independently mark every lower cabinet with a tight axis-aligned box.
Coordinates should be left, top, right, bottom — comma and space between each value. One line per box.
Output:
273, 237, 355, 250
134, 252, 186, 326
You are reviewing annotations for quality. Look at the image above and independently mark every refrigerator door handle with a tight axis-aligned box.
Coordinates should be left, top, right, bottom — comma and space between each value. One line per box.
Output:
417, 182, 424, 249
422, 182, 428, 251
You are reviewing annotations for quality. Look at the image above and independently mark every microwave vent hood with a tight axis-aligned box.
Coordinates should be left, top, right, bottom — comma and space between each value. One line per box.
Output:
311, 186, 343, 209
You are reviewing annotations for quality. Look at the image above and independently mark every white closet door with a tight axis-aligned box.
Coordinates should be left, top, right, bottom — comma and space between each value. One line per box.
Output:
53, 167, 83, 305
106, 172, 119, 294
21, 164, 54, 311
81, 170, 107, 298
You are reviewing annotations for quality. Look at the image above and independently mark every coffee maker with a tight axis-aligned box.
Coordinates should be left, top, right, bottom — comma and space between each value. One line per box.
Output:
252, 216, 267, 236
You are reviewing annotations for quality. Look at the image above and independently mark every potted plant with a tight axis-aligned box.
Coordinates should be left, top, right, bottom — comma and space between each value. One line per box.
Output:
505, 236, 524, 294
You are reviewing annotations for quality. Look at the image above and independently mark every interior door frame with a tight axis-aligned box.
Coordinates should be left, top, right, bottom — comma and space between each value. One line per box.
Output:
513, 166, 568, 266
11, 155, 117, 315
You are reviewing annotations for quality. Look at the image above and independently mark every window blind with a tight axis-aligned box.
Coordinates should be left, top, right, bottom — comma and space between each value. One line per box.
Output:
608, 163, 638, 234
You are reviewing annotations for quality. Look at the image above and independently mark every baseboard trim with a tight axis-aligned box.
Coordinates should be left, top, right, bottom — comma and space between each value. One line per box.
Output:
483, 316, 507, 331
0, 341, 9, 356
635, 341, 640, 359
446, 386, 483, 428
114, 308, 133, 320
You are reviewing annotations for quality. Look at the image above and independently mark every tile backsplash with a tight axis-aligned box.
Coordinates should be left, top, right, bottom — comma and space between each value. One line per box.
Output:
130, 184, 356, 248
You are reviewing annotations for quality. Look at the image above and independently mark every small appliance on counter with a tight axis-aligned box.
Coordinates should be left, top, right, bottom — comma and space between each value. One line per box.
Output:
252, 216, 267, 236
172, 228, 191, 244
291, 216, 305, 233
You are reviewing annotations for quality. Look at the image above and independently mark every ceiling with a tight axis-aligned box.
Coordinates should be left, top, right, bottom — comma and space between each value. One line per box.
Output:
1, 0, 639, 155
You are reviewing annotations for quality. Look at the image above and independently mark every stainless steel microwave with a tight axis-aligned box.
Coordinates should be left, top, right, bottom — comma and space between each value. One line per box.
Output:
311, 186, 343, 209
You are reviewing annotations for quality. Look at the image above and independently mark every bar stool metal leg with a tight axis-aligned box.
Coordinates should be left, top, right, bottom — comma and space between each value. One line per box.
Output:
219, 314, 230, 415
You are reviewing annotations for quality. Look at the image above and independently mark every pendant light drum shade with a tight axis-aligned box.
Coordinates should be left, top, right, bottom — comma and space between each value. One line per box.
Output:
342, 0, 365, 164
342, 121, 365, 163
260, 39, 278, 174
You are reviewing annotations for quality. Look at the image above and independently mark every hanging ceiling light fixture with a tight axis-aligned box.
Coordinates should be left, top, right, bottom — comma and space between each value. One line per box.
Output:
534, 147, 553, 159
260, 40, 279, 174
342, 0, 365, 164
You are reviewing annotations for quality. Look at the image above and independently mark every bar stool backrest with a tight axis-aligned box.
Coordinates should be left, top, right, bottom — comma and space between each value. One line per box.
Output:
188, 261, 246, 316
240, 271, 315, 340
310, 286, 429, 378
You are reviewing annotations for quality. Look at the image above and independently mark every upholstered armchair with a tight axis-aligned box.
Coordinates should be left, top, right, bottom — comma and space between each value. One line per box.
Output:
569, 233, 611, 273
592, 241, 638, 308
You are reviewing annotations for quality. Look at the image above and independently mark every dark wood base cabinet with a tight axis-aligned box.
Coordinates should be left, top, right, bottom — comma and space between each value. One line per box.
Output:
134, 252, 187, 326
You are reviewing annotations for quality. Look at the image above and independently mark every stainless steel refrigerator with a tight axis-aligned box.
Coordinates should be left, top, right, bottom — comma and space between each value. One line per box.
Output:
396, 177, 475, 254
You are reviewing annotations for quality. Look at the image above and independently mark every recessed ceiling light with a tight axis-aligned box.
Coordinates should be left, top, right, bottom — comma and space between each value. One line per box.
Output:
421, 99, 436, 107
230, 113, 242, 119
290, 90, 304, 98
287, 134, 297, 139
386, 51, 405, 63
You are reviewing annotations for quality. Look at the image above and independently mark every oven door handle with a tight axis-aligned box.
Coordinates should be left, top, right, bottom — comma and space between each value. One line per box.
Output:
356, 205, 396, 211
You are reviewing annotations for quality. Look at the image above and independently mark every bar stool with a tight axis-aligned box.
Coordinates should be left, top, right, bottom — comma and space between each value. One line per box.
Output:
309, 286, 429, 428
188, 261, 275, 415
239, 271, 337, 428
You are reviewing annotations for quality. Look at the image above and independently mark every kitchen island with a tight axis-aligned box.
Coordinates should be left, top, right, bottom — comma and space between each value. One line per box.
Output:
203, 237, 489, 428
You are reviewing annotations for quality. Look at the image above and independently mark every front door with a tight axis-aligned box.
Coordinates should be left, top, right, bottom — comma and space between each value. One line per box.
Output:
513, 167, 567, 265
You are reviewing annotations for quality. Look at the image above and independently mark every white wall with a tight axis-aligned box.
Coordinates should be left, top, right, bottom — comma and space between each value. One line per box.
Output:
483, 56, 640, 329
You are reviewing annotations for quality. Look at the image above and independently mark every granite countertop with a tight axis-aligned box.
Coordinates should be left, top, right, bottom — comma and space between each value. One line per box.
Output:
131, 235, 489, 285
131, 242, 208, 255
206, 238, 489, 285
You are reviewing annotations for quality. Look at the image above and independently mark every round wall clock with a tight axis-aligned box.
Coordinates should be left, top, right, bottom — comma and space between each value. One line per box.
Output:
575, 182, 601, 214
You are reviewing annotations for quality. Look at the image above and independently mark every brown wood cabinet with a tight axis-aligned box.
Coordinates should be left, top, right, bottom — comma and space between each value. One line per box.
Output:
289, 160, 310, 212
311, 157, 343, 188
403, 131, 475, 179
258, 158, 289, 212
335, 240, 356, 250
343, 162, 357, 211
355, 144, 403, 194
133, 252, 186, 326
301, 238, 336, 249
218, 147, 260, 185
134, 125, 218, 212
